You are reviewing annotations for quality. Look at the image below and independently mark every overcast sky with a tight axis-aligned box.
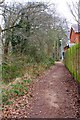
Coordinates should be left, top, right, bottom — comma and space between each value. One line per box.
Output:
3, 0, 79, 27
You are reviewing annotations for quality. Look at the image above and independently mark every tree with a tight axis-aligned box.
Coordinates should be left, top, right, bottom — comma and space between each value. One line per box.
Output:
67, 0, 80, 24
0, 0, 5, 4
1, 2, 68, 61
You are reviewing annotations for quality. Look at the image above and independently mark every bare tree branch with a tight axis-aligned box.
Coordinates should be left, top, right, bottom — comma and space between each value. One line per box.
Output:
0, 0, 5, 4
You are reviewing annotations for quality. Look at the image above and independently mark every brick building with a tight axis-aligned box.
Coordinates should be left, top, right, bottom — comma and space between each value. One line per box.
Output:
70, 24, 80, 43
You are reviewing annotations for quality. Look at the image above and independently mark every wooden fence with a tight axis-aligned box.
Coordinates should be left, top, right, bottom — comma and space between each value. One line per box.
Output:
64, 43, 80, 83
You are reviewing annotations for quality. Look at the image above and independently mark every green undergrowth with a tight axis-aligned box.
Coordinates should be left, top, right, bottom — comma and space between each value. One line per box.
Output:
64, 43, 80, 83
2, 54, 55, 105
2, 79, 31, 105
2, 54, 55, 83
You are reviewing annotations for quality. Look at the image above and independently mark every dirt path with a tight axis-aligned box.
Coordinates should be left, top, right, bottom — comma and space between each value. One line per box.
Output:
27, 62, 79, 118
3, 62, 79, 118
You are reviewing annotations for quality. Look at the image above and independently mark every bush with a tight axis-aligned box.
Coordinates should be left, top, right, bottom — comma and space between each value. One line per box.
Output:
2, 53, 55, 83
43, 57, 55, 69
2, 62, 25, 83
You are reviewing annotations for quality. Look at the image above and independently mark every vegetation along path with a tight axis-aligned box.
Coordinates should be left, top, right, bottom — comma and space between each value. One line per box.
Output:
3, 62, 79, 118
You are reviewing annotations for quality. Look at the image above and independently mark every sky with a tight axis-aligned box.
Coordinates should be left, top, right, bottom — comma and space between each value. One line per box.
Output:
0, 0, 78, 27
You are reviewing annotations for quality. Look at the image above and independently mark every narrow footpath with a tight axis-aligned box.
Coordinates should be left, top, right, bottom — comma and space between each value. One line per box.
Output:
27, 62, 79, 118
3, 62, 79, 118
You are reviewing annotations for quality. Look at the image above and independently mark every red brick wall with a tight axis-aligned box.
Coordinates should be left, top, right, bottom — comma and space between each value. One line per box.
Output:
76, 33, 80, 43
70, 30, 80, 43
